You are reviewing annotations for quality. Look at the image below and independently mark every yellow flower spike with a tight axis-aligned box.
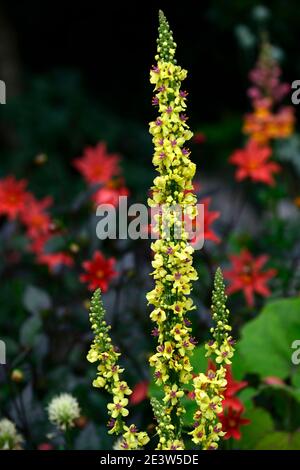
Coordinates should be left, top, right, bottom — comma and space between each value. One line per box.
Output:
191, 268, 235, 449
87, 289, 148, 446
86, 12, 235, 452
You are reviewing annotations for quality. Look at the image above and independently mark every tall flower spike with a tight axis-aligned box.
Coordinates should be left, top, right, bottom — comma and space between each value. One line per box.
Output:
87, 289, 149, 449
190, 268, 234, 450
148, 11, 198, 448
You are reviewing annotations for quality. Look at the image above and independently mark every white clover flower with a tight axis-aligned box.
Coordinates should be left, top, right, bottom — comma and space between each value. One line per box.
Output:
47, 393, 80, 431
0, 418, 23, 450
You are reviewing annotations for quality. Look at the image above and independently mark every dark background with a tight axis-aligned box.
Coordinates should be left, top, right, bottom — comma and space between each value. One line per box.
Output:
2, 0, 300, 122
1, 0, 300, 203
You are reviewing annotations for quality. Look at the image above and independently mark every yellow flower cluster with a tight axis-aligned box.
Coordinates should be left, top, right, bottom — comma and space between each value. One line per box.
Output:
147, 11, 198, 445
190, 268, 234, 449
87, 289, 149, 449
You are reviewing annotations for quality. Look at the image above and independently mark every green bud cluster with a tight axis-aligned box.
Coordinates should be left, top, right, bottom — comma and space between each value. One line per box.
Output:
156, 10, 177, 63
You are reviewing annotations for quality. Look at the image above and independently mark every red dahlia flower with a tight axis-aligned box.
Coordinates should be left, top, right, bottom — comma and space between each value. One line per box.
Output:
0, 175, 29, 220
223, 249, 276, 307
20, 195, 53, 238
80, 250, 117, 292
218, 405, 250, 440
229, 139, 280, 186
224, 365, 248, 398
186, 197, 220, 247
93, 179, 130, 207
37, 252, 74, 272
73, 142, 121, 184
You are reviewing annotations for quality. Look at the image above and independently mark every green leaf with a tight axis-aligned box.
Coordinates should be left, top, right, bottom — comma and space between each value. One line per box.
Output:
190, 344, 207, 374
238, 387, 257, 410
148, 379, 164, 400
234, 407, 274, 450
20, 316, 42, 347
23, 285, 52, 315
238, 298, 300, 382
255, 431, 300, 450
181, 397, 197, 427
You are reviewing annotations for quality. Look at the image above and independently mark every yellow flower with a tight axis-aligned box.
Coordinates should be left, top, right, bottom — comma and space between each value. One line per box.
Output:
150, 308, 167, 323
107, 397, 129, 418
87, 348, 98, 363
162, 341, 173, 359
215, 343, 234, 365
137, 431, 150, 446
190, 425, 206, 444
163, 384, 184, 405
92, 376, 106, 388
112, 381, 132, 397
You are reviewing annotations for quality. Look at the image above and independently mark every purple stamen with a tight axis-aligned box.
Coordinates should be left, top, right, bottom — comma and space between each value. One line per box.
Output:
151, 328, 159, 337
189, 337, 197, 345
130, 425, 137, 433
107, 419, 116, 429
